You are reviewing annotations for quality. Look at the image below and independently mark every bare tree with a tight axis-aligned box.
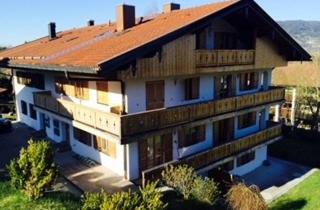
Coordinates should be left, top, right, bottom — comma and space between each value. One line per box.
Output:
295, 55, 320, 131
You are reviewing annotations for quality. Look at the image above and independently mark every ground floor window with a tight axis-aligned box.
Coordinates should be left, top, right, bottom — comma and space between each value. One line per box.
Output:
179, 124, 206, 148
21, 100, 28, 115
29, 104, 37, 120
73, 128, 92, 146
236, 151, 255, 167
93, 136, 117, 159
53, 119, 60, 136
219, 160, 235, 171
139, 133, 173, 171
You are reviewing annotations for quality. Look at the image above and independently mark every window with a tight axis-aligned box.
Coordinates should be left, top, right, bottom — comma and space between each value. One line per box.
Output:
93, 136, 117, 158
218, 160, 234, 171
196, 28, 208, 49
238, 112, 257, 129
139, 133, 173, 171
73, 128, 92, 146
29, 104, 37, 120
239, 72, 259, 91
53, 119, 60, 136
237, 151, 255, 167
185, 77, 199, 101
214, 32, 237, 50
16, 71, 44, 89
216, 75, 233, 99
75, 81, 89, 100
96, 81, 109, 105
179, 124, 206, 148
21, 100, 28, 115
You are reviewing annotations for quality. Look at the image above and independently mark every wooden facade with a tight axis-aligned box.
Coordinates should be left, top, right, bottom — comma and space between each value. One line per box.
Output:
117, 35, 287, 80
141, 123, 282, 186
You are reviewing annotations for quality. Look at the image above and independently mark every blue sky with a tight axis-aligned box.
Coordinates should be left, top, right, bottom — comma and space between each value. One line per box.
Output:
0, 0, 319, 46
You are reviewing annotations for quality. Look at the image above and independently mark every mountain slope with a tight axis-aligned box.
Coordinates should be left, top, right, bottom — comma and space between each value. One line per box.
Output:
278, 20, 320, 54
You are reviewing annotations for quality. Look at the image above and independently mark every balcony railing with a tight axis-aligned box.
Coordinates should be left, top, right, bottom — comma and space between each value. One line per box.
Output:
33, 92, 121, 136
121, 87, 285, 139
195, 50, 255, 68
141, 123, 282, 186
34, 87, 284, 142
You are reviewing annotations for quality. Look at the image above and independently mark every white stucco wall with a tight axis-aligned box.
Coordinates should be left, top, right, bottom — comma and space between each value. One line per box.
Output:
231, 146, 268, 176
125, 76, 214, 114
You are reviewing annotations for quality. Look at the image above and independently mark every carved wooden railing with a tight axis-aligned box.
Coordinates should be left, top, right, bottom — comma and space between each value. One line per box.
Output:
121, 87, 285, 138
142, 123, 282, 186
33, 92, 121, 136
195, 50, 255, 67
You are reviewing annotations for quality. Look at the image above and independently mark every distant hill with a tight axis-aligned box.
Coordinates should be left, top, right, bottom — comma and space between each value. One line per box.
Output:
278, 20, 320, 54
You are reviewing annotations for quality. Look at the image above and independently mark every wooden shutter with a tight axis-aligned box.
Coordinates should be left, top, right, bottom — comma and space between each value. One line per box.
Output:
107, 140, 117, 159
139, 140, 148, 171
197, 125, 206, 142
97, 81, 109, 105
192, 77, 200, 99
178, 129, 186, 148
146, 80, 164, 110
215, 76, 222, 99
162, 133, 173, 163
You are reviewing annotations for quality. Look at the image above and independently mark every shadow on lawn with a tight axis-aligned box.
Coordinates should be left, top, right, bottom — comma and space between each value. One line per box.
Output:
270, 198, 307, 210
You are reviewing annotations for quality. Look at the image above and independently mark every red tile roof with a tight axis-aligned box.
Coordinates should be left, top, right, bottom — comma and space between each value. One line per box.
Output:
0, 0, 239, 70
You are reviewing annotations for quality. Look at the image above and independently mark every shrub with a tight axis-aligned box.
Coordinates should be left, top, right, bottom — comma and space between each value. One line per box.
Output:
82, 191, 106, 210
139, 181, 167, 210
161, 165, 197, 199
7, 140, 57, 199
191, 176, 220, 205
226, 183, 267, 210
101, 190, 140, 210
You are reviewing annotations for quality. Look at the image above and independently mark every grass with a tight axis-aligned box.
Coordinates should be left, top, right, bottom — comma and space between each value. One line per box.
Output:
269, 171, 320, 210
0, 181, 81, 210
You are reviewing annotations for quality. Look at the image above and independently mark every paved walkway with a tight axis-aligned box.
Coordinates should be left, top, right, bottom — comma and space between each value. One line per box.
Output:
242, 157, 318, 203
55, 151, 138, 194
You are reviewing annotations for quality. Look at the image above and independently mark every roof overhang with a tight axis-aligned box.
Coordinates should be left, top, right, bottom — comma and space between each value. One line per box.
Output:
98, 0, 311, 74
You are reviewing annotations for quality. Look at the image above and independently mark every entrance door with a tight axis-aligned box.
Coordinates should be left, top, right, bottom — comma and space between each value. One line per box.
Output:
139, 133, 173, 172
146, 80, 164, 110
39, 113, 46, 130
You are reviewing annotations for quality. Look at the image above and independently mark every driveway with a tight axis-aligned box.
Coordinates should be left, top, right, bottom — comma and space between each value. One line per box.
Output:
0, 122, 33, 168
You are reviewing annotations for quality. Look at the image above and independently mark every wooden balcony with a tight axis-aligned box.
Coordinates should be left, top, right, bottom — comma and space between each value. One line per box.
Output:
33, 92, 121, 136
121, 87, 285, 139
142, 123, 282, 186
195, 50, 255, 68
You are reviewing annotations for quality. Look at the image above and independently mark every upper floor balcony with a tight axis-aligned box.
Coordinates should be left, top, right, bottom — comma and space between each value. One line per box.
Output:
34, 87, 285, 143
195, 50, 255, 68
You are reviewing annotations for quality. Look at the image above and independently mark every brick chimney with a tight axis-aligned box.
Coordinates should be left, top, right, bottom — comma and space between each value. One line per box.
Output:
48, 22, 56, 40
88, 20, 95, 26
117, 5, 136, 31
164, 3, 180, 13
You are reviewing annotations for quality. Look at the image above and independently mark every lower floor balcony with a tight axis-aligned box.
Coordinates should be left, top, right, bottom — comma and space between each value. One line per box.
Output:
141, 122, 282, 186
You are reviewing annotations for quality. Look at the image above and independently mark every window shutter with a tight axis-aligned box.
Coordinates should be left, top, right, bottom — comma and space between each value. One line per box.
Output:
97, 81, 109, 105
197, 125, 206, 142
178, 129, 186, 148
162, 134, 173, 163
108, 141, 117, 159
83, 81, 89, 100
192, 77, 200, 99
139, 140, 148, 171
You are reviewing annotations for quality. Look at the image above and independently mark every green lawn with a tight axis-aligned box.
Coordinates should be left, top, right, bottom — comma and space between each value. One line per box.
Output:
269, 171, 320, 210
0, 181, 81, 210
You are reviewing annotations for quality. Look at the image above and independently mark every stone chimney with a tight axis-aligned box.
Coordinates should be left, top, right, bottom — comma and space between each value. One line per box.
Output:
164, 3, 180, 13
48, 22, 56, 40
117, 5, 136, 31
